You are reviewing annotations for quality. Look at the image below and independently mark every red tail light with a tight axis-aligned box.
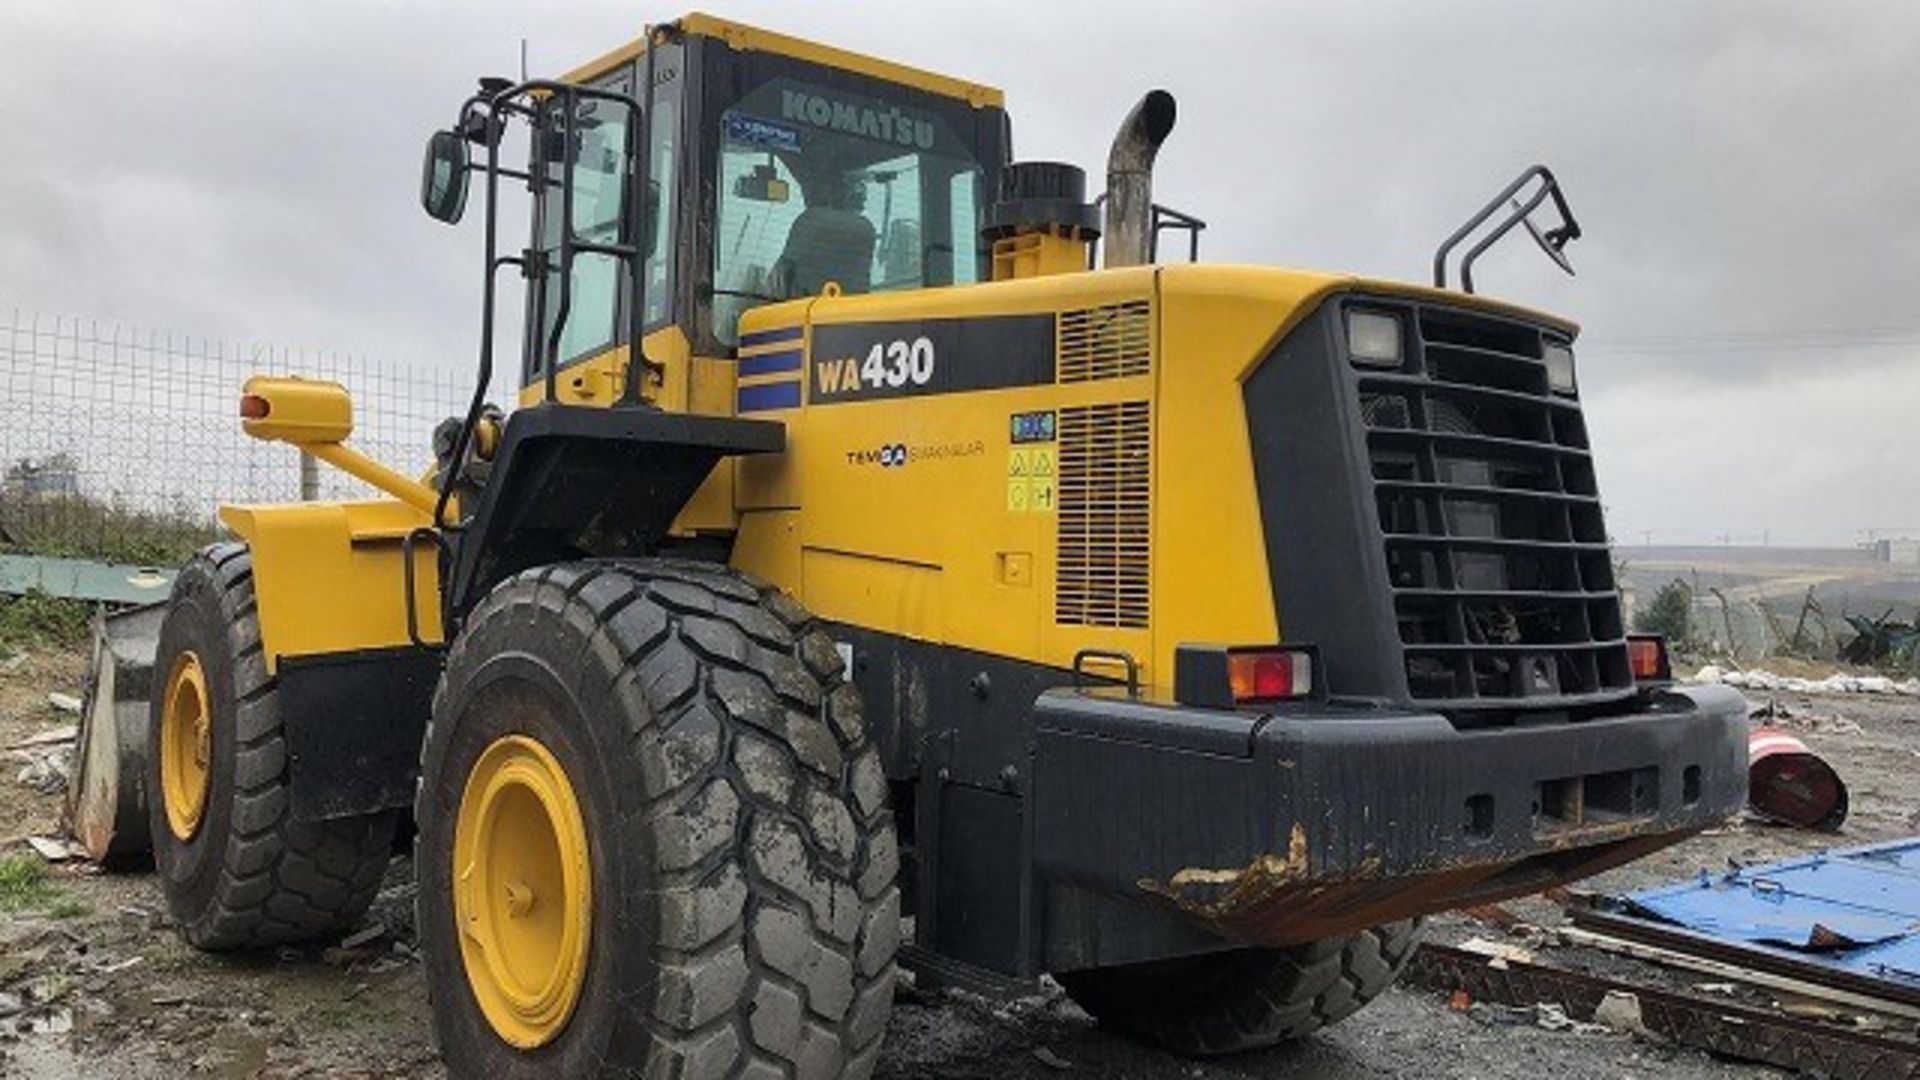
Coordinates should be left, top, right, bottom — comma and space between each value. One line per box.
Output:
1626, 635, 1671, 682
239, 393, 271, 419
1228, 651, 1312, 702
1176, 644, 1319, 708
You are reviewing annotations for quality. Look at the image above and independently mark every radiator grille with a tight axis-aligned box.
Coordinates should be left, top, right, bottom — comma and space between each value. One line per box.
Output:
1057, 300, 1152, 382
1056, 400, 1151, 628
1354, 302, 1631, 713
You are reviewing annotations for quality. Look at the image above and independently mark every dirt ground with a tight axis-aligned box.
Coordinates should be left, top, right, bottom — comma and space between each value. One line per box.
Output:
2, 644, 1915, 1079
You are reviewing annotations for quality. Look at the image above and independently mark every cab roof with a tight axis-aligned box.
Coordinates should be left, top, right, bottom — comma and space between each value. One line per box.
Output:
561, 12, 1005, 110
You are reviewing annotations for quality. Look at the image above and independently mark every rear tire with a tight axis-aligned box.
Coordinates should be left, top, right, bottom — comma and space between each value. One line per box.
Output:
1057, 920, 1424, 1055
147, 543, 398, 949
417, 559, 900, 1078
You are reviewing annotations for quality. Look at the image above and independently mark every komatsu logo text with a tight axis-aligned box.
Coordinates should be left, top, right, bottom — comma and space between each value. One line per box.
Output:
781, 90, 936, 150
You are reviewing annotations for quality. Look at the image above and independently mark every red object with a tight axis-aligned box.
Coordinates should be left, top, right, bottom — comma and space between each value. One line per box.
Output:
239, 393, 271, 419
1748, 727, 1849, 831
1227, 650, 1312, 703
1626, 637, 1667, 680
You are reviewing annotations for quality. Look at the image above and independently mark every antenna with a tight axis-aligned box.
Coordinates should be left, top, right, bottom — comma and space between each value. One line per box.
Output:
519, 38, 528, 82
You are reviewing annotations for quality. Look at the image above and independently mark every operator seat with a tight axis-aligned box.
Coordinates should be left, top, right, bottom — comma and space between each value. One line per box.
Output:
776, 206, 876, 296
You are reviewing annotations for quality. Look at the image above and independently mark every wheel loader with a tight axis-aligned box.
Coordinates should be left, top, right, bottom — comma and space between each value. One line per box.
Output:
84, 12, 1748, 1076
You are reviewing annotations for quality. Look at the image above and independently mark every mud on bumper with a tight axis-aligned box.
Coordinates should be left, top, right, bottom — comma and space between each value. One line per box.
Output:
1029, 684, 1748, 964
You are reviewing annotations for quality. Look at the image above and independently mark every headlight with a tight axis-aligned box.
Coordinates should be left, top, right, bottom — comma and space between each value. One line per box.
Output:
1544, 342, 1576, 396
1346, 310, 1403, 368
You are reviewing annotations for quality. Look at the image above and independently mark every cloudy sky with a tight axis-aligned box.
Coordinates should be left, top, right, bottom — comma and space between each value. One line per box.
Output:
2, 1, 1916, 546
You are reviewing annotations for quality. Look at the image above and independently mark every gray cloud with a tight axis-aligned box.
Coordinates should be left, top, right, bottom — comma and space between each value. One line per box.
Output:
1, 0, 1914, 544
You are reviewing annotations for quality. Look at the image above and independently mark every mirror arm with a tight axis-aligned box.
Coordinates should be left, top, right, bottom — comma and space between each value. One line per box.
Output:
436, 92, 508, 532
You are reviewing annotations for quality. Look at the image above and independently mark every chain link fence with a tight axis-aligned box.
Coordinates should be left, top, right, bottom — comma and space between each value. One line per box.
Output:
1, 312, 474, 565
1629, 571, 1919, 668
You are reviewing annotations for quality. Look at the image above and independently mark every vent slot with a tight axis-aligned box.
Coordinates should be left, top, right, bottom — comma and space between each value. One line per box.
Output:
1056, 400, 1151, 628
1058, 300, 1152, 382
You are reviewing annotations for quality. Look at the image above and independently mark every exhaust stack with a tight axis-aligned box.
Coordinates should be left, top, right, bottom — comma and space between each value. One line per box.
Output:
1103, 89, 1177, 268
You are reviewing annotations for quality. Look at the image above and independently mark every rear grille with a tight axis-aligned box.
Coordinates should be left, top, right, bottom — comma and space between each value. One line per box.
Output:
1057, 300, 1151, 382
1353, 302, 1630, 712
1055, 400, 1151, 628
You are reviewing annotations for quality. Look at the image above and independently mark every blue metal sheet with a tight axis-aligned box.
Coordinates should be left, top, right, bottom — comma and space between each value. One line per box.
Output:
1622, 837, 1920, 987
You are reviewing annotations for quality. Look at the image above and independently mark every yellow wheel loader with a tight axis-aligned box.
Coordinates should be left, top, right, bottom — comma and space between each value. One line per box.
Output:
92, 12, 1747, 1075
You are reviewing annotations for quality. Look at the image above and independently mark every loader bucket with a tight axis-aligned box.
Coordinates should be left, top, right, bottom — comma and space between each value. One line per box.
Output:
66, 601, 165, 866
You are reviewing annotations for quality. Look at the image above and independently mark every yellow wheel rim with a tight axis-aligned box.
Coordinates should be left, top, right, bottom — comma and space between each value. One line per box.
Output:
453, 735, 593, 1048
159, 652, 212, 841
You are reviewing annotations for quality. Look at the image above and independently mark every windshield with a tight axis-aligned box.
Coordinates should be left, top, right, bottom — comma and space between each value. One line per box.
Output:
712, 79, 985, 346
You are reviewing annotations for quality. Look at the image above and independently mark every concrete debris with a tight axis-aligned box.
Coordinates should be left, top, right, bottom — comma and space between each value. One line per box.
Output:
1469, 1001, 1610, 1036
118, 905, 165, 932
1691, 666, 1920, 696
1459, 936, 1537, 969
6, 725, 77, 750
14, 748, 72, 795
24, 835, 87, 862
25, 1006, 73, 1034
46, 692, 82, 715
1591, 990, 1651, 1037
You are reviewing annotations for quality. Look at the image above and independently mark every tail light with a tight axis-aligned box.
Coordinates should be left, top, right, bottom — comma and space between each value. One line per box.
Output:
1175, 644, 1321, 709
1626, 634, 1672, 683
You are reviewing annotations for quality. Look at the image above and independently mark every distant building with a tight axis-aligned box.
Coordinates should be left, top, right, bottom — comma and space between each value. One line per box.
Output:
1873, 537, 1920, 565
3, 454, 80, 497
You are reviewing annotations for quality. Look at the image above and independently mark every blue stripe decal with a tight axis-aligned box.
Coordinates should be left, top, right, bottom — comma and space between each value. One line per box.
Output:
739, 325, 803, 349
738, 348, 803, 377
737, 380, 802, 412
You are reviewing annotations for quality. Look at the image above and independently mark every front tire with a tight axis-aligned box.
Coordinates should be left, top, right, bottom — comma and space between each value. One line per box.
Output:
1057, 920, 1424, 1055
147, 544, 398, 949
417, 559, 900, 1078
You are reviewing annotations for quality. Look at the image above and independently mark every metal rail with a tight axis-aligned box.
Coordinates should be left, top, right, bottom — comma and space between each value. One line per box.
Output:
1405, 942, 1920, 1079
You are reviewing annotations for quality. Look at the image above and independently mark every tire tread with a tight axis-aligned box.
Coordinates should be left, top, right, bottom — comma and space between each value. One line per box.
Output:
1059, 919, 1424, 1056
162, 544, 396, 951
419, 558, 897, 1078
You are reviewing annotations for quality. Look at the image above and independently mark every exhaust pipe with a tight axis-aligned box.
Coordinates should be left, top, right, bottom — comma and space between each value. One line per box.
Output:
1103, 89, 1177, 268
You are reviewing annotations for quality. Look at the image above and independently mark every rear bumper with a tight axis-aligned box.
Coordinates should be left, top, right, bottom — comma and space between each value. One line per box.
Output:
1030, 684, 1747, 951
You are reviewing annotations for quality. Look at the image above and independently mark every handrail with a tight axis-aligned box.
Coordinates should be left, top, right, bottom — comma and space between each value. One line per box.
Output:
1432, 164, 1581, 294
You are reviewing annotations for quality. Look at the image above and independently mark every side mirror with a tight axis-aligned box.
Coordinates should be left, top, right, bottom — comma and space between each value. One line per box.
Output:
420, 130, 470, 224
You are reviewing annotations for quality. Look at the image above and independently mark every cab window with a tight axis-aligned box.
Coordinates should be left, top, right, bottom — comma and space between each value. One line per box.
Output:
712, 79, 986, 347
529, 77, 632, 378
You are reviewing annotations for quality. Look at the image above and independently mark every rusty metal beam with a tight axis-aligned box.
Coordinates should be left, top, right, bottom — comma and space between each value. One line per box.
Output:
1405, 943, 1920, 1080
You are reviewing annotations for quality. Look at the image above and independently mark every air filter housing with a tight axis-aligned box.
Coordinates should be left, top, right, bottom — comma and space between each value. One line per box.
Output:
984, 162, 1099, 280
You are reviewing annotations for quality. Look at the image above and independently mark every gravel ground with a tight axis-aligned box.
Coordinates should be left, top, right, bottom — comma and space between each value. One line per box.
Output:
2, 643, 1913, 1078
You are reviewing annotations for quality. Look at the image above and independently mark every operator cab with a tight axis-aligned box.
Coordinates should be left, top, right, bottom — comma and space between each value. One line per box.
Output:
422, 15, 1009, 395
